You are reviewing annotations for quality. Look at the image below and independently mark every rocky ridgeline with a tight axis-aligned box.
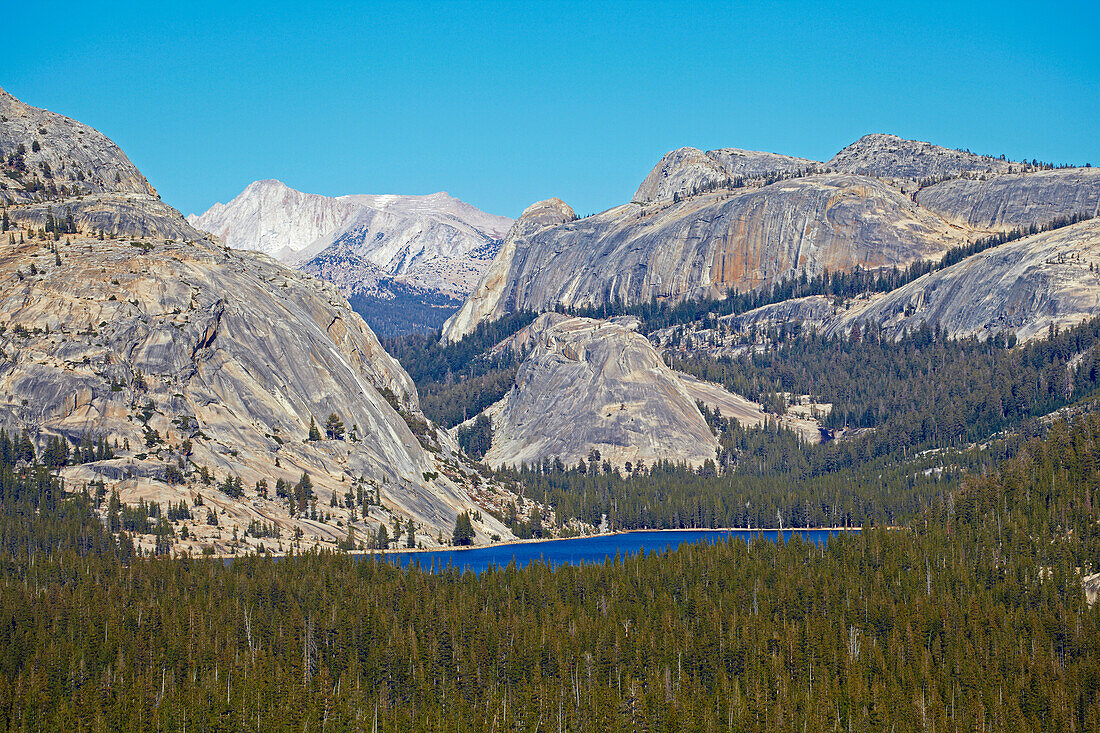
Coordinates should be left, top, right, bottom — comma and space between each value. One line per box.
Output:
632, 146, 821, 204
826, 133, 1019, 182
442, 175, 966, 342
188, 179, 512, 307
445, 133, 1100, 344
0, 86, 154, 202
0, 86, 196, 239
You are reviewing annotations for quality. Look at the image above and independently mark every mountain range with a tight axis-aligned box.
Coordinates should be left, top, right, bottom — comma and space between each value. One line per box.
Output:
443, 134, 1100, 343
434, 134, 1100, 472
187, 180, 512, 334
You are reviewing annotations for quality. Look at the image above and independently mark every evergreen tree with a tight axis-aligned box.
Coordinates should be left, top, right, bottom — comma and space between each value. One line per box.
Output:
452, 511, 474, 545
324, 413, 345, 440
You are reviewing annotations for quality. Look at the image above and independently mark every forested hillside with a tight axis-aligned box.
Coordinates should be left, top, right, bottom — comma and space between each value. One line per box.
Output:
2, 410, 1100, 730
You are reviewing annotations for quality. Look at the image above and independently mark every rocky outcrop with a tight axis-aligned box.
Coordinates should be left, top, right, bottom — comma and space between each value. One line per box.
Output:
0, 86, 156, 203
444, 175, 966, 342
188, 180, 512, 304
661, 220, 1100, 349
474, 314, 721, 469
442, 198, 576, 342
0, 230, 511, 547
633, 146, 820, 203
917, 168, 1100, 230
830, 218, 1100, 342
9, 193, 203, 240
470, 313, 821, 468
828, 133, 1017, 182
0, 86, 204, 240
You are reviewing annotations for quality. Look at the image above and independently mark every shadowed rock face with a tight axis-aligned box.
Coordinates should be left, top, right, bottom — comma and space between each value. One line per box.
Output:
633, 146, 820, 203
827, 133, 1016, 181
916, 169, 1100, 230
477, 313, 720, 469
443, 176, 965, 342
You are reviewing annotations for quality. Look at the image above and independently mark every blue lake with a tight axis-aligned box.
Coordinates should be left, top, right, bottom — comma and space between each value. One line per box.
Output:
369, 528, 852, 574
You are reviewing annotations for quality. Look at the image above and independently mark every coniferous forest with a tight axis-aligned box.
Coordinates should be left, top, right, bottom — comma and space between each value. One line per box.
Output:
3, 403, 1100, 729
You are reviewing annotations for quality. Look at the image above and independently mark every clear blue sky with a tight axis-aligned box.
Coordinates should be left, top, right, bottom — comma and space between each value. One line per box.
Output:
5, 1, 1097, 219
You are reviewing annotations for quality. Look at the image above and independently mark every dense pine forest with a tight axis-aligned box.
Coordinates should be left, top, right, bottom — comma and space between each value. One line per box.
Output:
2, 408, 1100, 730
675, 316, 1100, 458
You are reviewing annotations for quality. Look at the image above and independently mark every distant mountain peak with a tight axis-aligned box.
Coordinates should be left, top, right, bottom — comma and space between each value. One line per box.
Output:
187, 180, 513, 332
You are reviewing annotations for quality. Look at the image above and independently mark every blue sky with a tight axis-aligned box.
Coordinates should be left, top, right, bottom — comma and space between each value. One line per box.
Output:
6, 1, 1097, 218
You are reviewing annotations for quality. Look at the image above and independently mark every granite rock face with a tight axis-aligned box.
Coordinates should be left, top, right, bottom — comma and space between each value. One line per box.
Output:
661, 220, 1100, 350
476, 313, 721, 469
443, 175, 965, 342
0, 86, 204, 240
916, 168, 1100, 230
0, 88, 512, 549
470, 313, 821, 469
827, 133, 1017, 182
10, 193, 203, 240
831, 218, 1100, 342
447, 134, 1100, 344
442, 198, 577, 342
0, 86, 155, 203
0, 231, 511, 546
633, 146, 820, 203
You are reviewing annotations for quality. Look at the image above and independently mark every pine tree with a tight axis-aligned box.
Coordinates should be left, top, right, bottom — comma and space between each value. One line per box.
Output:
324, 413, 345, 440
307, 416, 322, 441
452, 511, 474, 546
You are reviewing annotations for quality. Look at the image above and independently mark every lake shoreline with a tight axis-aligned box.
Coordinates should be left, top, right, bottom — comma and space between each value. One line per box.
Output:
362, 524, 863, 557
